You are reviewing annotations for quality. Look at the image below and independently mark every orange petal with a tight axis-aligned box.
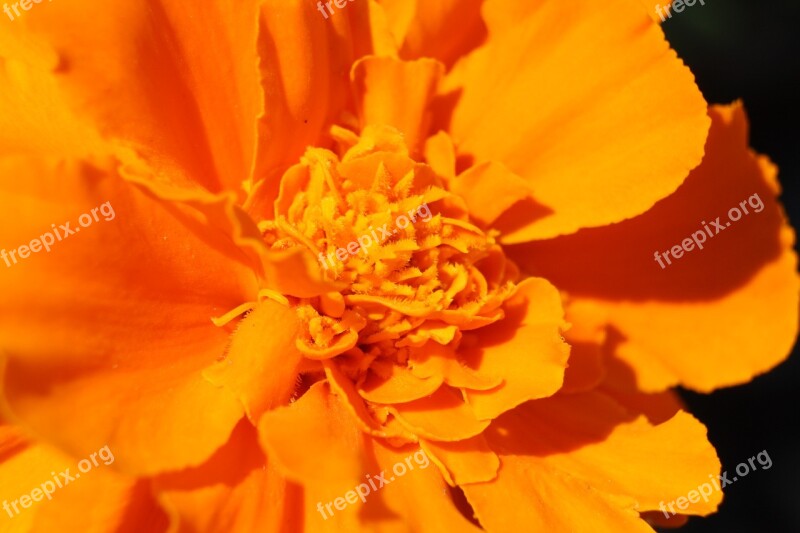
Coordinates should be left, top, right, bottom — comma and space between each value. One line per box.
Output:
295, 439, 481, 531
463, 455, 656, 532
423, 131, 457, 181
254, 0, 393, 186
561, 302, 608, 393
0, 36, 103, 158
377, 0, 486, 68
485, 392, 722, 516
420, 435, 499, 486
155, 420, 303, 533
0, 425, 168, 531
602, 387, 685, 425
324, 360, 412, 440
364, 440, 484, 532
0, 157, 255, 475
260, 246, 342, 299
450, 162, 533, 227
562, 342, 606, 394
117, 158, 269, 281
441, 0, 709, 240
461, 277, 570, 420
253, 161, 346, 298
257, 382, 366, 489
204, 300, 304, 421
409, 342, 503, 392
509, 103, 800, 392
389, 386, 489, 442
638, 1, 677, 24
352, 56, 444, 155
358, 360, 444, 404
4, 0, 265, 193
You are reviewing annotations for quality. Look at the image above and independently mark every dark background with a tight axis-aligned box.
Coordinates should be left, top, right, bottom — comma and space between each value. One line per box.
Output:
658, 1, 799, 531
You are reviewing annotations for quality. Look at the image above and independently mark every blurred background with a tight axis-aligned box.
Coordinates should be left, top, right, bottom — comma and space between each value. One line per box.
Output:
658, 0, 799, 531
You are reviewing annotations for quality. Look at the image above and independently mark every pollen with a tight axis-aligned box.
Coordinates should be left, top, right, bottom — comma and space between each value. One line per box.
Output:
260, 125, 520, 371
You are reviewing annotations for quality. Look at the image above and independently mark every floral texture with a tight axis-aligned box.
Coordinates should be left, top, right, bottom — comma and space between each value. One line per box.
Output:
0, 0, 798, 532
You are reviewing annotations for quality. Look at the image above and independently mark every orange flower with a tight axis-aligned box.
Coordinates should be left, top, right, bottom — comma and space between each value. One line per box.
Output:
0, 0, 797, 531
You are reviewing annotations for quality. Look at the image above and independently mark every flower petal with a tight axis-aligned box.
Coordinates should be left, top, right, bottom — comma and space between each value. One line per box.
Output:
461, 277, 570, 420
261, 246, 342, 299
0, 425, 168, 532
389, 386, 490, 442
485, 393, 722, 516
420, 435, 500, 486
377, 0, 486, 68
3, 0, 265, 192
561, 302, 608, 393
323, 360, 407, 440
352, 56, 444, 155
0, 38, 102, 158
463, 390, 721, 530
463, 455, 655, 532
409, 342, 503, 392
254, 0, 395, 185
0, 156, 255, 475
257, 382, 366, 489
204, 300, 304, 422
155, 420, 303, 533
449, 161, 533, 227
358, 360, 444, 405
366, 440, 484, 532
509, 103, 800, 392
441, 0, 710, 240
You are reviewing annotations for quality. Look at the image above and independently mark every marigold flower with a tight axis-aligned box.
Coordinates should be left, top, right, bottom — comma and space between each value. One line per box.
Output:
0, 0, 797, 532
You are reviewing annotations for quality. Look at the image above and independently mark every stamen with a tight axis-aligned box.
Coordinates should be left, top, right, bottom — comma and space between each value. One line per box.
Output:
211, 301, 257, 327
258, 125, 520, 374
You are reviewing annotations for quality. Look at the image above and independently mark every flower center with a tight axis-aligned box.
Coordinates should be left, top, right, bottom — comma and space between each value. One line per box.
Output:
260, 126, 519, 373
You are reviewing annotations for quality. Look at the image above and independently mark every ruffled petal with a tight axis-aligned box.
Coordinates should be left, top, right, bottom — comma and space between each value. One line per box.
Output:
358, 360, 444, 405
463, 455, 655, 532
461, 278, 570, 420
485, 393, 721, 516
155, 420, 303, 533
352, 56, 444, 155
0, 35, 102, 158
420, 435, 499, 485
561, 302, 608, 393
377, 0, 486, 67
204, 300, 305, 421
257, 382, 367, 490
254, 0, 395, 187
464, 391, 721, 530
1, 0, 265, 192
296, 440, 481, 531
389, 386, 490, 442
260, 247, 341, 298
364, 440, 484, 532
449, 162, 533, 227
0, 156, 255, 475
509, 103, 800, 392
0, 425, 168, 532
440, 0, 709, 240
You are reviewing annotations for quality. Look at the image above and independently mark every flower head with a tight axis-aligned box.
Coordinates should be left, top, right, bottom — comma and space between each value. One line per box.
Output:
0, 0, 797, 531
